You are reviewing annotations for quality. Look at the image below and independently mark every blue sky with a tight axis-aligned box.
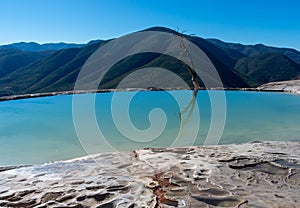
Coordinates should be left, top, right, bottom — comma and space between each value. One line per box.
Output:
1, 0, 299, 50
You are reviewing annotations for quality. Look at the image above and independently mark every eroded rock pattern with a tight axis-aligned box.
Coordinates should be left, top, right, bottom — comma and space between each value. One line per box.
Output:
0, 141, 299, 207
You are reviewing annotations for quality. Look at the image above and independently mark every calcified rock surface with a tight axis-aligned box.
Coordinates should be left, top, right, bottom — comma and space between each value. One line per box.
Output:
257, 80, 300, 95
0, 141, 299, 208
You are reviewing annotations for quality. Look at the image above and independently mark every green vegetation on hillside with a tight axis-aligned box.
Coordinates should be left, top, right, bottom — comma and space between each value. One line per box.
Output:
0, 27, 299, 97
235, 53, 300, 86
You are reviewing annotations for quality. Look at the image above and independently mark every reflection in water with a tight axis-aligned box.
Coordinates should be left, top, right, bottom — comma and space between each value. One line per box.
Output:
179, 89, 198, 127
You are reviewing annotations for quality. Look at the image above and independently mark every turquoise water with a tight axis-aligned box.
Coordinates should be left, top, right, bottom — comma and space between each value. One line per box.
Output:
0, 90, 299, 166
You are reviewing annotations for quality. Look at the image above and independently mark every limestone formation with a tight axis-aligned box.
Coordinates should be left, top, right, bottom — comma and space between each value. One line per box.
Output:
257, 80, 300, 95
0, 141, 299, 207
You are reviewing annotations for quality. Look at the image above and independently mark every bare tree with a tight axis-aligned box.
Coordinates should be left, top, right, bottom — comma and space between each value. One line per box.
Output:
174, 28, 200, 124
175, 27, 199, 95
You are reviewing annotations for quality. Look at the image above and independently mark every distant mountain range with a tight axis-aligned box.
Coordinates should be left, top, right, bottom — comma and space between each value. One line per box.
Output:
0, 42, 84, 52
0, 27, 299, 97
207, 39, 300, 64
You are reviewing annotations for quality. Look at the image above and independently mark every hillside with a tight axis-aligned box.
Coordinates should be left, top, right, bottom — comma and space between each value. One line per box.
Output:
0, 27, 299, 97
0, 48, 54, 79
0, 42, 103, 96
235, 53, 300, 86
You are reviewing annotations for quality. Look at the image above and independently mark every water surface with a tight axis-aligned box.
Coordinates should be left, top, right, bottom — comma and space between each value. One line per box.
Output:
0, 90, 299, 166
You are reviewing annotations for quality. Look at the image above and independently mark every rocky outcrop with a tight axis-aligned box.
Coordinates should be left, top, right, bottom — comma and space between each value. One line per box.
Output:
257, 80, 300, 95
0, 141, 299, 207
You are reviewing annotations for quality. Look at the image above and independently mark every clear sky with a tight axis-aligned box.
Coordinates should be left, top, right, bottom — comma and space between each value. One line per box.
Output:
1, 0, 299, 50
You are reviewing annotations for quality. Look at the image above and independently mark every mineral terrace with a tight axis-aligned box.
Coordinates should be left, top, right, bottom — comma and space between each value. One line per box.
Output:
0, 141, 299, 208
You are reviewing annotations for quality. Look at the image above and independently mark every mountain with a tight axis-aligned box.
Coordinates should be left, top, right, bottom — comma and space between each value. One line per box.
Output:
207, 38, 300, 64
235, 53, 300, 86
0, 27, 299, 97
0, 42, 104, 96
0, 48, 54, 80
87, 40, 104, 45
0, 42, 84, 52
207, 38, 300, 86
